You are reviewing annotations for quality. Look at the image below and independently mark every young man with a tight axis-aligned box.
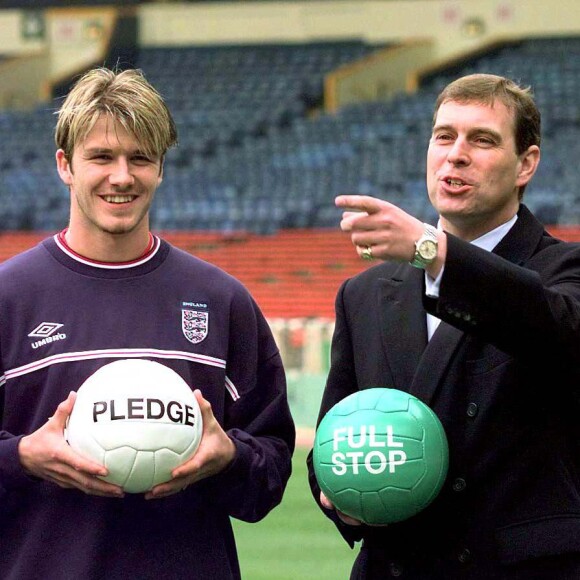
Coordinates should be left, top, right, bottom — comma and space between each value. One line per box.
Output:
308, 74, 580, 578
0, 68, 295, 579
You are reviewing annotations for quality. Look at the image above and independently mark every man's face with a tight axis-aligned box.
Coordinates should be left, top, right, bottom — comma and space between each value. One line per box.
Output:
57, 114, 163, 247
426, 99, 539, 240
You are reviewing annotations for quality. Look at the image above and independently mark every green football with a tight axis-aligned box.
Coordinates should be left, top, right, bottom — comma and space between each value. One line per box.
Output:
313, 388, 449, 524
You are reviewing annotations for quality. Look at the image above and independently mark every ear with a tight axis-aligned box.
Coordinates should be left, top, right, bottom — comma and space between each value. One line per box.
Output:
516, 145, 540, 189
157, 158, 164, 185
56, 149, 73, 186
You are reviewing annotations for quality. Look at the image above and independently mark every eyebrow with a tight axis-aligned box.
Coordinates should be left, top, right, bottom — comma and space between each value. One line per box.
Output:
81, 147, 151, 156
82, 147, 111, 155
433, 124, 503, 142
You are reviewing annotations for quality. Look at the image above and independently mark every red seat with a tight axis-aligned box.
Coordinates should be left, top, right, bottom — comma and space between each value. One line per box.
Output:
2, 227, 578, 318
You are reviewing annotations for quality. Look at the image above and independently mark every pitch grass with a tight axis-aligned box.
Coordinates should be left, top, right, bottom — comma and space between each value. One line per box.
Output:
232, 446, 355, 580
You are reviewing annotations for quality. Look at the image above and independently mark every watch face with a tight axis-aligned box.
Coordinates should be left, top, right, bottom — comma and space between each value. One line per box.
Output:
418, 240, 437, 261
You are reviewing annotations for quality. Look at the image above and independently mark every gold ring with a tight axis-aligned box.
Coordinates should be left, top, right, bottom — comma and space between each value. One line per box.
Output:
361, 246, 373, 261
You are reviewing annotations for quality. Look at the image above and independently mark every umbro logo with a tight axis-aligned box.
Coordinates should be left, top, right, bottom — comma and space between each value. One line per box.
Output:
28, 322, 64, 338
28, 322, 67, 349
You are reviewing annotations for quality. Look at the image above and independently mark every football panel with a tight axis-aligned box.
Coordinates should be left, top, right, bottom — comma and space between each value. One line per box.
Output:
123, 450, 156, 493
151, 448, 187, 487
91, 422, 198, 452
375, 389, 413, 414
102, 446, 138, 488
330, 487, 364, 521
375, 486, 422, 523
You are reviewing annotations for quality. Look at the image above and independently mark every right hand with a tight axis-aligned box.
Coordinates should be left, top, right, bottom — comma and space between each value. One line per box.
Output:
145, 389, 236, 500
18, 391, 124, 498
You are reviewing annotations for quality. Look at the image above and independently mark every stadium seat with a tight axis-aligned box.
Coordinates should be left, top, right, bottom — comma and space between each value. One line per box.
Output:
0, 37, 579, 232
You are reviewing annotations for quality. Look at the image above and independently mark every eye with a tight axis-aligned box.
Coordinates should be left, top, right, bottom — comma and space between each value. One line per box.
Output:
474, 136, 496, 147
433, 132, 454, 143
90, 153, 112, 162
132, 154, 156, 165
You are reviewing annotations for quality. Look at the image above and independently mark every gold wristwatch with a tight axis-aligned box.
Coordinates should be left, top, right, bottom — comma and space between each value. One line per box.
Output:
410, 223, 439, 269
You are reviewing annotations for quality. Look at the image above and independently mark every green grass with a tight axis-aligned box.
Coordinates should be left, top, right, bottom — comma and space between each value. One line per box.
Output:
232, 447, 355, 580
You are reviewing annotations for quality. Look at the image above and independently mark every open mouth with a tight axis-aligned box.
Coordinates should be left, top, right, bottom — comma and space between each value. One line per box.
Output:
445, 178, 466, 187
441, 177, 471, 194
103, 195, 136, 204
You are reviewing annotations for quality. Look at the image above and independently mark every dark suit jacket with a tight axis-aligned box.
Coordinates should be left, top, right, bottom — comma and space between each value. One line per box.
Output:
308, 205, 580, 579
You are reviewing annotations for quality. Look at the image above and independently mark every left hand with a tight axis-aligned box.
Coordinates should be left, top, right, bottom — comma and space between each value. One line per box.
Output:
145, 389, 236, 500
320, 491, 362, 526
320, 491, 389, 528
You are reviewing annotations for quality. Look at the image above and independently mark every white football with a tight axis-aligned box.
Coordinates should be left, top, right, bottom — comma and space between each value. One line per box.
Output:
66, 359, 203, 493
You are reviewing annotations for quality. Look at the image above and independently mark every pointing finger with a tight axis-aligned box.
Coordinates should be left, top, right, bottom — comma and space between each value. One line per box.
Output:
335, 195, 384, 214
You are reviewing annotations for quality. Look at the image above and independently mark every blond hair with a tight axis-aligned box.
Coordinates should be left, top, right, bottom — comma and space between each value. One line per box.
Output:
55, 67, 178, 161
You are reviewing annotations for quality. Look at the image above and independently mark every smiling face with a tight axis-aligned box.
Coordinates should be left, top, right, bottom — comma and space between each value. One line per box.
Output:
56, 114, 163, 260
427, 99, 540, 240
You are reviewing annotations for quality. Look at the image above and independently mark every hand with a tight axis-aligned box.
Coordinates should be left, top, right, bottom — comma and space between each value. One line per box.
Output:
320, 491, 391, 528
320, 491, 362, 526
336, 194, 426, 262
146, 389, 236, 499
18, 391, 124, 497
336, 195, 446, 277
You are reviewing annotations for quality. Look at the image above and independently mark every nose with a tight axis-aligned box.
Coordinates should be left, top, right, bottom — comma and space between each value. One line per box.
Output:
109, 158, 135, 188
447, 137, 470, 167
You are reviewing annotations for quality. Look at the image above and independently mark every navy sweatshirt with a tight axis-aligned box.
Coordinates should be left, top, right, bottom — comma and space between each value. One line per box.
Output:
0, 235, 295, 579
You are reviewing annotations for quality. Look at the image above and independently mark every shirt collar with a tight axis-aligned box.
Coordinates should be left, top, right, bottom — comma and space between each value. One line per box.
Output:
438, 213, 518, 252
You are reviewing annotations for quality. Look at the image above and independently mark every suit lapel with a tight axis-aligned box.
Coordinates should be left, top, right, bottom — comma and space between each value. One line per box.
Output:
409, 320, 464, 405
377, 264, 428, 392
492, 204, 545, 263
376, 263, 466, 404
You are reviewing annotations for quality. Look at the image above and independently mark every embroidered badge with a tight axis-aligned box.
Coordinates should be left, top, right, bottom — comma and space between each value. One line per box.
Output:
182, 302, 209, 344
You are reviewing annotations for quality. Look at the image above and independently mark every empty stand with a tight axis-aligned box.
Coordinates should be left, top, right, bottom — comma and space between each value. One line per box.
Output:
0, 37, 579, 234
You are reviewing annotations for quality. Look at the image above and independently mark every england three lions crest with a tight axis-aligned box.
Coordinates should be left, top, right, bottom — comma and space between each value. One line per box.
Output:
182, 306, 209, 344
